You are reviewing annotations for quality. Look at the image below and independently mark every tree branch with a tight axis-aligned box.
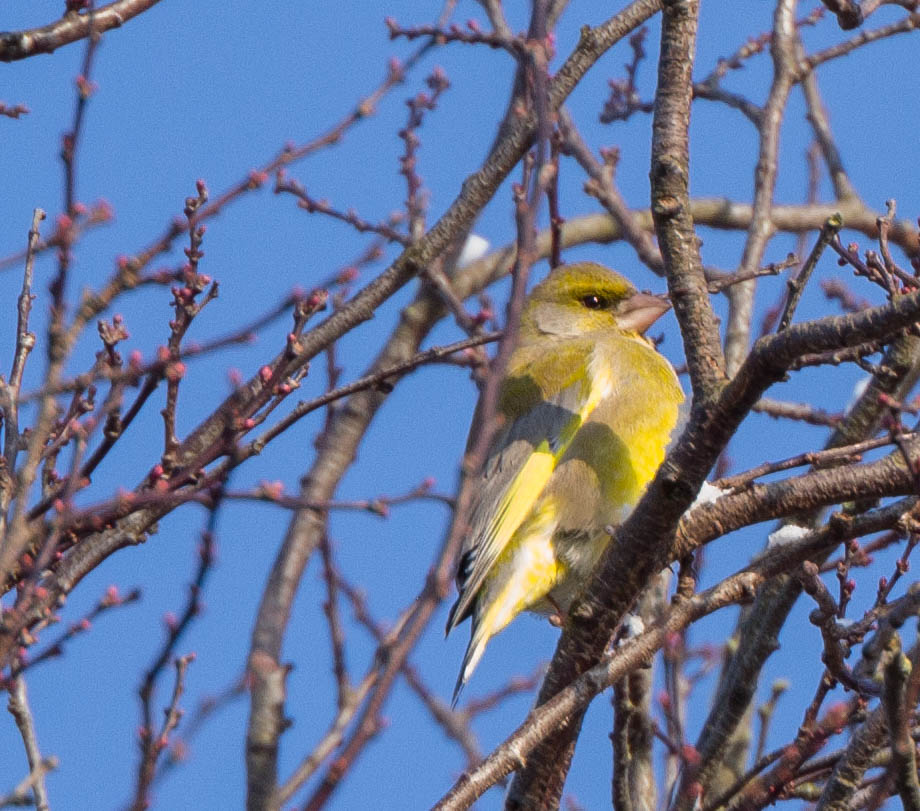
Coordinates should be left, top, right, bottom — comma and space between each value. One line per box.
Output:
0, 0, 164, 62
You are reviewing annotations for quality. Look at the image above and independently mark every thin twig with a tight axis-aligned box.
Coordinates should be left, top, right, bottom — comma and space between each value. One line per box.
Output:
778, 213, 843, 331
0, 756, 58, 809
6, 677, 50, 811
714, 433, 909, 491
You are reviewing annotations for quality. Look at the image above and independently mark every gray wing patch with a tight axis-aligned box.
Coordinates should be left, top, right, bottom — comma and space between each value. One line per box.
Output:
446, 379, 586, 632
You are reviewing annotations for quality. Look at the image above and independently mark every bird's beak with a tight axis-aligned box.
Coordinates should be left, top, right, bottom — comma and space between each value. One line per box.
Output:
617, 291, 672, 334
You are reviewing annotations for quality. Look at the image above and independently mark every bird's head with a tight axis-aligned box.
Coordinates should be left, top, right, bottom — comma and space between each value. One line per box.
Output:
521, 262, 671, 339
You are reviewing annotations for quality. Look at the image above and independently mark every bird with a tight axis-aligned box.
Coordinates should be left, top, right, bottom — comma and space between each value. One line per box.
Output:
445, 261, 684, 705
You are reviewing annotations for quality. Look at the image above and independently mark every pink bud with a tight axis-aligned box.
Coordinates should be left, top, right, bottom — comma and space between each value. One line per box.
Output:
248, 170, 268, 187
93, 199, 114, 221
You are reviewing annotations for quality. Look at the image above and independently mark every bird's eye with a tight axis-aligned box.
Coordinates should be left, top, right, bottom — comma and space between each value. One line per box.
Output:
581, 294, 608, 310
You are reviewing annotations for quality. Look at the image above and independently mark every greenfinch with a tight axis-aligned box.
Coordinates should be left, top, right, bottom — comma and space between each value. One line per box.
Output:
446, 262, 683, 704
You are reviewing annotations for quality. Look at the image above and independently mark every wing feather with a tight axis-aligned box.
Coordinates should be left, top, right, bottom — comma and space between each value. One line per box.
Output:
447, 344, 612, 630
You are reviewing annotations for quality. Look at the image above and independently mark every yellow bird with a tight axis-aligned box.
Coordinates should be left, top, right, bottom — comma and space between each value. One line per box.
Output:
446, 262, 683, 704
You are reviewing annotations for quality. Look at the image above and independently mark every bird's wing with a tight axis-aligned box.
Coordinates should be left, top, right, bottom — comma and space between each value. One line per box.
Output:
447, 344, 613, 630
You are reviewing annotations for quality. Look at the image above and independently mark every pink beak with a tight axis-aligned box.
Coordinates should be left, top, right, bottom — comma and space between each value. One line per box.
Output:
617, 291, 671, 334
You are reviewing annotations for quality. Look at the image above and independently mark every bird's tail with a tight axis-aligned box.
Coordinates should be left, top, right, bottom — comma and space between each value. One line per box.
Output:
450, 559, 549, 706
451, 622, 490, 708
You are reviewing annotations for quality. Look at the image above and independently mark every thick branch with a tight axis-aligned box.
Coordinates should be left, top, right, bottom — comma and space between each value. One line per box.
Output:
882, 635, 920, 811
0, 1, 164, 61
649, 0, 725, 405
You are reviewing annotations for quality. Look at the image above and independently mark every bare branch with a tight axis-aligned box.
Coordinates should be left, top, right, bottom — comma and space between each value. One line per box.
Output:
6, 677, 50, 811
881, 634, 920, 811
777, 214, 842, 331
724, 0, 799, 376
650, 0, 725, 404
0, 0, 164, 62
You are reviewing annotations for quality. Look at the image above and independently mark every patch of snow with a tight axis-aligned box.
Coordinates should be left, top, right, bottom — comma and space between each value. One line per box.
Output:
457, 233, 490, 267
767, 524, 811, 550
846, 375, 871, 414
689, 481, 730, 511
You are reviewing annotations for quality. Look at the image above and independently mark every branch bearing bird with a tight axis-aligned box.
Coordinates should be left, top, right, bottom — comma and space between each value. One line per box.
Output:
446, 262, 684, 705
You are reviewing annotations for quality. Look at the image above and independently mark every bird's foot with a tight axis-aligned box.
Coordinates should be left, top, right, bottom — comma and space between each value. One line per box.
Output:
546, 595, 567, 627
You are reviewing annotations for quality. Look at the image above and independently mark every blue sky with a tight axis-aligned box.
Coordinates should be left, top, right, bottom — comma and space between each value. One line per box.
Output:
1, 1, 919, 809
